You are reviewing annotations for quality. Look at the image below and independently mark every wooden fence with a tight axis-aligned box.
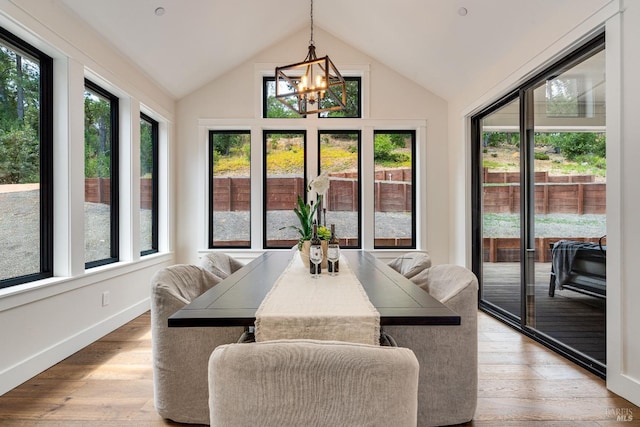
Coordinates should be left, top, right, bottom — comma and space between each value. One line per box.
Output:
211, 171, 414, 213
483, 236, 604, 263
483, 168, 596, 184
483, 183, 606, 214
85, 178, 152, 209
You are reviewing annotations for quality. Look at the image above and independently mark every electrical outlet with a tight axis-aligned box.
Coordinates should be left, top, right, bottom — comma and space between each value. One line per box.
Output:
102, 291, 110, 307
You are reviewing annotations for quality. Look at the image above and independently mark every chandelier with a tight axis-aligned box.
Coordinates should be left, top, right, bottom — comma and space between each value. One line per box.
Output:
275, 0, 346, 115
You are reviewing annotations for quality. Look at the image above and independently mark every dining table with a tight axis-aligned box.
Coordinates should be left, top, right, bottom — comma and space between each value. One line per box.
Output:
168, 249, 461, 329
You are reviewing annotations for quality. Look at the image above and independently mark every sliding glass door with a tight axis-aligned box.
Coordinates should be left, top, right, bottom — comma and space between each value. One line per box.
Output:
473, 33, 606, 376
478, 97, 522, 322
528, 48, 606, 365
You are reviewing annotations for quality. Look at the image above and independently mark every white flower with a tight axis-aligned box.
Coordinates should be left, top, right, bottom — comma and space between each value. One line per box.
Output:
308, 171, 330, 195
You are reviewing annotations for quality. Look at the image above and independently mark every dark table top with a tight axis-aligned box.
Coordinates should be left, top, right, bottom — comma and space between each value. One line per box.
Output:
168, 250, 461, 327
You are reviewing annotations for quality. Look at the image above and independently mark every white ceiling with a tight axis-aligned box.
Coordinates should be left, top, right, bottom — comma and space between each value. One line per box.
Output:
58, 0, 611, 100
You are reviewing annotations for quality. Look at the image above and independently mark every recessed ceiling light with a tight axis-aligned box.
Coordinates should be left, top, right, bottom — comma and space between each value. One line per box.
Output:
458, 7, 468, 16
154, 7, 165, 16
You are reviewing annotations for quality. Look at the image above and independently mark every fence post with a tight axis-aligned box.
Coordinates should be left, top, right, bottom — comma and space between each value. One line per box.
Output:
578, 183, 584, 215
509, 186, 515, 213
225, 177, 232, 211
489, 238, 497, 263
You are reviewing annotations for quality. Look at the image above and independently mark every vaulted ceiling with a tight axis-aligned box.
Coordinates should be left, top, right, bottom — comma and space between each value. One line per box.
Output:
58, 0, 611, 101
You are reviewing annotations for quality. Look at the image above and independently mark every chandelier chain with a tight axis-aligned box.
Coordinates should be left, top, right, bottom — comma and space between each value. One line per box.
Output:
309, 0, 314, 45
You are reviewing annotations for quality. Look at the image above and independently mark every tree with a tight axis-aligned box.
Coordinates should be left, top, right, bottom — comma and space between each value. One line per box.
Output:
84, 92, 111, 178
212, 133, 250, 157
0, 45, 41, 184
140, 119, 154, 177
0, 126, 39, 184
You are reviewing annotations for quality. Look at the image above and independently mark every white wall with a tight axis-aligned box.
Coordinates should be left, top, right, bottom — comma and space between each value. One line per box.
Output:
175, 27, 449, 265
607, 0, 640, 405
0, 0, 176, 394
447, 0, 639, 406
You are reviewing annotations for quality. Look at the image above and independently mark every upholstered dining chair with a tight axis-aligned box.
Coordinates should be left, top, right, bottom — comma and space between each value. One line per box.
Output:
151, 264, 245, 424
198, 252, 244, 280
385, 264, 479, 427
387, 251, 432, 279
208, 340, 419, 427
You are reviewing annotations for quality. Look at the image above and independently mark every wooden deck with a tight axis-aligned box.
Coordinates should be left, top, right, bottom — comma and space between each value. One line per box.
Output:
483, 262, 606, 365
0, 311, 635, 426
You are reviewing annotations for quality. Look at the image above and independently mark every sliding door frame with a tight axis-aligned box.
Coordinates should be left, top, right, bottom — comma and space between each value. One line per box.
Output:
472, 30, 606, 378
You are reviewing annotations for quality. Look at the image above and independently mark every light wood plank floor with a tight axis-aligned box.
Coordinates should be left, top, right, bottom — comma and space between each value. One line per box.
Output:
0, 311, 637, 426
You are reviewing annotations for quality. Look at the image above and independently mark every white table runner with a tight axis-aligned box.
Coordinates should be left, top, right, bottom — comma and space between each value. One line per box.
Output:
255, 252, 380, 345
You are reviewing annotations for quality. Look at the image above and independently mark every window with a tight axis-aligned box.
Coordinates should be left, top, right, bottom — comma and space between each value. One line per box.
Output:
318, 130, 361, 247
263, 77, 304, 118
84, 79, 119, 268
263, 76, 361, 118
373, 130, 416, 249
0, 27, 53, 289
209, 130, 251, 248
140, 113, 158, 255
263, 130, 306, 248
319, 78, 361, 118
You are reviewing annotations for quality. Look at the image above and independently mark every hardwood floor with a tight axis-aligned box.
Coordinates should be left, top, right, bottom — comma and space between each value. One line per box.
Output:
483, 262, 606, 365
0, 311, 637, 426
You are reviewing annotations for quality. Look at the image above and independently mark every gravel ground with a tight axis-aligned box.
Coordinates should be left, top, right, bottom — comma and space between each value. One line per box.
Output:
0, 190, 152, 280
213, 211, 412, 242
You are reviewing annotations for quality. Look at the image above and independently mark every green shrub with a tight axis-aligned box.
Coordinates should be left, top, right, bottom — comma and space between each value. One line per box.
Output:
534, 152, 550, 160
552, 132, 606, 160
374, 134, 409, 163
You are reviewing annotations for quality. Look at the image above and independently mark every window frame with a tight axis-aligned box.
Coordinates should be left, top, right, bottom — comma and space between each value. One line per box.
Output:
208, 129, 252, 249
262, 76, 362, 119
373, 129, 417, 250
317, 129, 362, 248
0, 26, 54, 289
140, 112, 158, 256
470, 30, 606, 378
262, 129, 307, 249
84, 78, 119, 269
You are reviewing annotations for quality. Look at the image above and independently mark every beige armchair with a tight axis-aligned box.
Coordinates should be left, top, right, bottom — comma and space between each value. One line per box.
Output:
387, 251, 432, 279
386, 264, 478, 426
208, 339, 419, 427
198, 252, 244, 279
151, 264, 244, 424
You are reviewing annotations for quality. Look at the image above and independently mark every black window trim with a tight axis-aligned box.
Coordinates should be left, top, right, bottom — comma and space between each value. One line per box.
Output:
262, 76, 362, 119
373, 129, 417, 250
208, 129, 252, 249
317, 129, 362, 249
84, 78, 119, 269
470, 29, 606, 379
0, 26, 54, 290
140, 112, 159, 256
262, 130, 307, 249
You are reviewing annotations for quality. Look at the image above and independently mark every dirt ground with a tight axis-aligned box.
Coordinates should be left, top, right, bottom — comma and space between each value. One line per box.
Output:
483, 146, 606, 182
